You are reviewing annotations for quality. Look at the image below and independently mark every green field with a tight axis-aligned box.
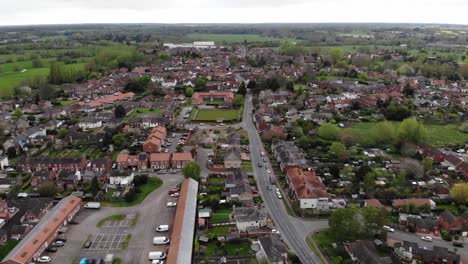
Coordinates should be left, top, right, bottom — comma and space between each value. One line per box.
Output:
210, 208, 232, 224
187, 33, 300, 44
193, 109, 238, 121
0, 59, 87, 97
128, 107, 162, 119
58, 99, 78, 105
349, 121, 468, 146
0, 240, 20, 260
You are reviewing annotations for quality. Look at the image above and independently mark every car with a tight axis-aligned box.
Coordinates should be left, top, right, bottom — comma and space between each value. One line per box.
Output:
45, 247, 58, 253
383, 226, 395, 232
170, 193, 179, 197
275, 188, 280, 192
84, 241, 92, 248
263, 157, 267, 162
199, 123, 205, 126
55, 237, 67, 242
166, 202, 177, 207
421, 236, 433, 242
52, 240, 65, 247
271, 229, 280, 234
267, 185, 272, 190
276, 193, 283, 199
266, 169, 271, 174
220, 123, 226, 126
37, 256, 51, 263
152, 260, 164, 264
433, 229, 440, 236
453, 241, 464, 248
69, 220, 79, 225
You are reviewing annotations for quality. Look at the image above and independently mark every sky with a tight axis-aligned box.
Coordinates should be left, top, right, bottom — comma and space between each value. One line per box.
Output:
1, 0, 467, 26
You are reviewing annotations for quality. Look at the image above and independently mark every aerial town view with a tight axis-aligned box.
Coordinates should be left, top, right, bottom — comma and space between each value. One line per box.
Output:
0, 1, 467, 264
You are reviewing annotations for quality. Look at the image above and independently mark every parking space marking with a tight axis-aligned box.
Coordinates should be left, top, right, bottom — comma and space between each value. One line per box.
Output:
85, 234, 126, 251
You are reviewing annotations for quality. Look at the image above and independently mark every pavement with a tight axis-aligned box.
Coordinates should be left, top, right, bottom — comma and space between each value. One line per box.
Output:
51, 174, 183, 264
242, 95, 327, 264
388, 230, 468, 255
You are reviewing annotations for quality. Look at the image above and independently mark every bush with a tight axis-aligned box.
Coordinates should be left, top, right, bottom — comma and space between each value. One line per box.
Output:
441, 229, 452, 241
133, 174, 148, 187
124, 188, 136, 203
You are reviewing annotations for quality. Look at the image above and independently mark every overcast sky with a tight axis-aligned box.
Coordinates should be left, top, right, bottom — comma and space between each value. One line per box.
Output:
1, 0, 467, 26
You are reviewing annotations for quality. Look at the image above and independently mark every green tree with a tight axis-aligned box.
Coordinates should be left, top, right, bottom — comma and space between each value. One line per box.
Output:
459, 62, 468, 79
32, 59, 43, 68
329, 48, 345, 65
422, 158, 433, 173
329, 206, 386, 241
450, 183, 468, 204
112, 134, 128, 149
136, 76, 151, 87
11, 109, 23, 121
397, 118, 427, 144
7, 147, 16, 159
114, 105, 127, 118
90, 176, 100, 196
373, 121, 396, 145
318, 123, 340, 140
57, 128, 69, 139
176, 144, 183, 152
237, 81, 246, 96
185, 87, 194, 97
358, 72, 368, 81
329, 142, 348, 160
182, 162, 201, 181
286, 81, 294, 92
158, 52, 170, 61
125, 187, 136, 202
38, 182, 59, 197
233, 94, 244, 108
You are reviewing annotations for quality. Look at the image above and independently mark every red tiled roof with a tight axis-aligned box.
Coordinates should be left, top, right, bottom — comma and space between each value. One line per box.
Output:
286, 167, 328, 199
365, 199, 384, 209
392, 198, 431, 208
150, 153, 171, 162
171, 152, 192, 162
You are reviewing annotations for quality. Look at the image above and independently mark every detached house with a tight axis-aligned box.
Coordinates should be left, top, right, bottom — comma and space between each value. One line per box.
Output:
224, 148, 242, 169
231, 207, 268, 232
285, 167, 329, 210
109, 170, 134, 187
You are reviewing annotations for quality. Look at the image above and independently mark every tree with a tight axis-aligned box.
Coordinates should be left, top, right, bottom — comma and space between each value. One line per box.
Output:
329, 206, 386, 241
358, 72, 368, 81
90, 176, 100, 196
460, 62, 468, 79
450, 184, 468, 204
125, 187, 136, 202
176, 144, 183, 152
112, 134, 128, 149
185, 87, 194, 97
11, 109, 23, 121
57, 128, 68, 139
384, 101, 411, 121
38, 182, 59, 197
237, 81, 246, 96
373, 121, 396, 145
318, 123, 340, 140
422, 158, 433, 173
286, 81, 294, 92
182, 162, 201, 181
233, 94, 244, 108
329, 142, 348, 160
136, 76, 151, 87
114, 105, 127, 118
400, 158, 424, 179
7, 147, 16, 159
329, 48, 345, 65
124, 80, 144, 93
32, 59, 43, 68
397, 118, 427, 144
403, 83, 414, 97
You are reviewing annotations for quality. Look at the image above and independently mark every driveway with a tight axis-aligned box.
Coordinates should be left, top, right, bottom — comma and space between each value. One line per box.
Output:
51, 174, 183, 264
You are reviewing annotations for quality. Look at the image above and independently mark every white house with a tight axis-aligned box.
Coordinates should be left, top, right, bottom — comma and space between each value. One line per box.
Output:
109, 171, 134, 187
0, 156, 9, 170
78, 118, 102, 130
232, 207, 268, 232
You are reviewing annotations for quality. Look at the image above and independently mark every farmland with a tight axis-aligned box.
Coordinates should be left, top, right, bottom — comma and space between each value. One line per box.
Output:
187, 33, 301, 44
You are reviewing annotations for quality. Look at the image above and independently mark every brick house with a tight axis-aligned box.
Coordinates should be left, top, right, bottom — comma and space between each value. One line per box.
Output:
143, 138, 162, 153
149, 153, 171, 170
116, 153, 149, 170
392, 198, 436, 210
171, 152, 193, 169
439, 210, 468, 234
285, 167, 329, 210
17, 157, 87, 172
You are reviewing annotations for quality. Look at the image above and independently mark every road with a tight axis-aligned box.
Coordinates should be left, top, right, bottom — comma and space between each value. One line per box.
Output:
243, 95, 327, 264
388, 230, 468, 255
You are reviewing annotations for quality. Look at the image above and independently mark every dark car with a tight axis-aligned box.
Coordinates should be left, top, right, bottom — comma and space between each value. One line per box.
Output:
453, 241, 464, 248
88, 259, 96, 264
84, 241, 92, 248
69, 220, 79, 225
46, 247, 58, 253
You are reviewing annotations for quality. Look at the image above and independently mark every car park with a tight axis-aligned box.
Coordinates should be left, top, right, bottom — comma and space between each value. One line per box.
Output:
37, 256, 51, 263
166, 202, 177, 207
383, 226, 395, 232
421, 236, 433, 242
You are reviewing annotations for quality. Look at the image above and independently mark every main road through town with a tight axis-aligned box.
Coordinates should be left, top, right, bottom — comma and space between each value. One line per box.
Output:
242, 95, 328, 264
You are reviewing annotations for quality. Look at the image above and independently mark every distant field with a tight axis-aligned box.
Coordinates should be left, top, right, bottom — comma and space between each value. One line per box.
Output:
0, 60, 87, 97
187, 33, 300, 44
349, 121, 468, 146
193, 109, 238, 121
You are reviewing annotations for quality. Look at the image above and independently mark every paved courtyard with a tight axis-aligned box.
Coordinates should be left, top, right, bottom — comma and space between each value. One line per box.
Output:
86, 233, 128, 251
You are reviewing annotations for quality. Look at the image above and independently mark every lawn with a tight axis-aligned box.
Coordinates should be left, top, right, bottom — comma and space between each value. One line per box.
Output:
241, 161, 253, 172
187, 33, 300, 44
58, 99, 78, 105
294, 83, 309, 91
205, 225, 234, 238
208, 177, 225, 185
312, 229, 350, 264
193, 109, 239, 121
128, 107, 161, 119
349, 121, 468, 146
209, 208, 232, 224
102, 177, 163, 207
97, 214, 126, 227
0, 240, 19, 260
205, 240, 251, 257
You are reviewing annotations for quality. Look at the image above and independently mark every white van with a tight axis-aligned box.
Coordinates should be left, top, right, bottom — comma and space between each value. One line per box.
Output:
156, 225, 169, 232
148, 251, 166, 260
153, 236, 170, 245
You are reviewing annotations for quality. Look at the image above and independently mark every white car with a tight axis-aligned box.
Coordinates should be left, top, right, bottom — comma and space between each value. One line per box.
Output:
271, 229, 280, 234
152, 260, 164, 264
51, 240, 65, 247
170, 193, 179, 197
37, 256, 51, 263
383, 226, 395, 232
276, 192, 283, 199
421, 236, 433, 242
166, 202, 177, 207
266, 169, 271, 174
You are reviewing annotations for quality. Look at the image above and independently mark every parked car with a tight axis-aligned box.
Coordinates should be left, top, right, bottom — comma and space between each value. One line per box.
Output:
170, 193, 179, 197
453, 241, 464, 247
383, 226, 395, 232
37, 256, 51, 263
156, 225, 169, 232
166, 202, 177, 207
267, 185, 272, 190
52, 240, 65, 247
421, 236, 433, 242
69, 220, 79, 225
276, 192, 283, 199
55, 237, 67, 242
84, 241, 92, 248
46, 247, 58, 253
433, 229, 440, 236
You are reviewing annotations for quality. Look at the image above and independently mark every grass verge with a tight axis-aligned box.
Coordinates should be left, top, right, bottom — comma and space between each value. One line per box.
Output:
131, 213, 139, 226
102, 177, 163, 207
122, 234, 132, 249
0, 240, 19, 260
96, 214, 126, 227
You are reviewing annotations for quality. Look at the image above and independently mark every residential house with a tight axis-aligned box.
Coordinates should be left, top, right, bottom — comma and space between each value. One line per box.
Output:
171, 152, 193, 169
344, 240, 392, 264
393, 241, 460, 264
225, 169, 254, 206
271, 140, 308, 172
0, 177, 23, 193
261, 126, 286, 141
115, 152, 149, 170
191, 91, 235, 105
407, 216, 438, 234
30, 171, 56, 191
285, 167, 329, 210
224, 148, 242, 169
143, 137, 162, 153
231, 207, 268, 232
392, 198, 436, 210
109, 170, 134, 187
439, 210, 468, 234
364, 199, 385, 209
253, 234, 288, 264
0, 156, 9, 170
78, 117, 103, 130
149, 153, 171, 170
17, 157, 87, 172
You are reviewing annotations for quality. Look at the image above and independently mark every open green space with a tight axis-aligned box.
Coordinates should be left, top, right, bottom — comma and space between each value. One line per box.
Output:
97, 214, 126, 227
349, 121, 468, 146
58, 99, 78, 105
312, 229, 350, 264
128, 107, 161, 119
205, 240, 251, 257
209, 208, 232, 224
205, 225, 234, 238
193, 109, 239, 121
102, 177, 163, 207
0, 240, 20, 260
187, 33, 300, 44
208, 177, 225, 185
241, 161, 253, 173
